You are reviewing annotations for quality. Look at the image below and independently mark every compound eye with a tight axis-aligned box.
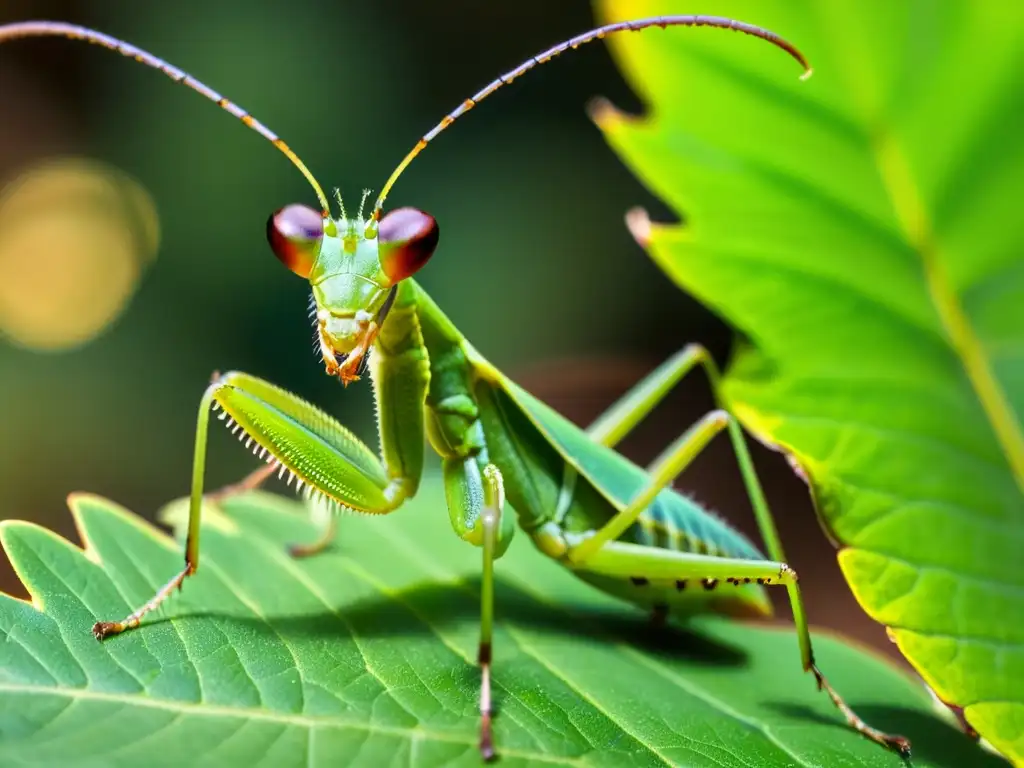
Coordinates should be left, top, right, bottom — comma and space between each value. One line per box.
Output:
267, 203, 324, 278
378, 207, 439, 284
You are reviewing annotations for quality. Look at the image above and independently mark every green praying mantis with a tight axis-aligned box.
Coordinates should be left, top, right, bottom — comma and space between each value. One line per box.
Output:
0, 15, 912, 762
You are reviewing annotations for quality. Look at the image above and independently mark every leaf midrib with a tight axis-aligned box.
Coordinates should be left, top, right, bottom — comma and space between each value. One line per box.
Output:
872, 131, 1024, 492
817, 4, 1024, 498
0, 681, 578, 766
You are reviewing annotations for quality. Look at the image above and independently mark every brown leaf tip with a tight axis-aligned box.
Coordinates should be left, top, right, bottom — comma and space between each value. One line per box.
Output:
626, 207, 652, 247
585, 95, 617, 126
783, 451, 809, 485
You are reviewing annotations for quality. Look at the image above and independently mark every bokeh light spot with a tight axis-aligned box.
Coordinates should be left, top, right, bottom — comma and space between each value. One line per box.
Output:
0, 158, 159, 351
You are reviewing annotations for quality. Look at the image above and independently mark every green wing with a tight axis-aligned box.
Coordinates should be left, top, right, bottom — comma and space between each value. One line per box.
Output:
473, 356, 762, 558
471, 353, 771, 617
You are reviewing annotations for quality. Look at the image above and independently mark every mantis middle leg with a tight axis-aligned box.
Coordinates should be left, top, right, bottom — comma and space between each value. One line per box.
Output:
585, 343, 781, 556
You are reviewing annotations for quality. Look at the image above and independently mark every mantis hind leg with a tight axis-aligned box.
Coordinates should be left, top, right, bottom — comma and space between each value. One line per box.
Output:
585, 343, 780, 557
586, 343, 711, 448
684, 348, 897, 750
570, 347, 912, 757
574, 541, 911, 756
548, 343, 717, 625
569, 408, 732, 564
570, 343, 771, 563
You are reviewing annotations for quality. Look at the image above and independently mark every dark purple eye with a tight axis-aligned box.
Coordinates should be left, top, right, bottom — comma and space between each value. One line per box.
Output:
378, 207, 439, 284
267, 203, 324, 278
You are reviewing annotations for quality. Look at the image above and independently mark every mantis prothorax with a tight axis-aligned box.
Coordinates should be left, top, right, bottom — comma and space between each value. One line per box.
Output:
0, 16, 912, 761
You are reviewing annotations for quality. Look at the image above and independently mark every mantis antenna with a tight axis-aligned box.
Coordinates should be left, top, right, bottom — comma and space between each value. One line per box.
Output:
372, 15, 812, 219
0, 21, 333, 218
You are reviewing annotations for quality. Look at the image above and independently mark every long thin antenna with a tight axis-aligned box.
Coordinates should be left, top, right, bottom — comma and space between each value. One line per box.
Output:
372, 15, 811, 219
0, 21, 333, 217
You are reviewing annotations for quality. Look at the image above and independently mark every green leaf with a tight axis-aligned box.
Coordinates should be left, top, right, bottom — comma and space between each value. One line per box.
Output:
594, 0, 1024, 761
0, 478, 987, 767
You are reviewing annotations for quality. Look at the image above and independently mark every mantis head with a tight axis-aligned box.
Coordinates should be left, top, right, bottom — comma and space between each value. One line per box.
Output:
267, 200, 438, 385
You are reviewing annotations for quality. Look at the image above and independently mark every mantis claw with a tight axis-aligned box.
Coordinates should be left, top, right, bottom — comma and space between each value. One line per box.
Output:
90, 565, 192, 643
479, 712, 495, 762
812, 663, 911, 757
91, 621, 119, 641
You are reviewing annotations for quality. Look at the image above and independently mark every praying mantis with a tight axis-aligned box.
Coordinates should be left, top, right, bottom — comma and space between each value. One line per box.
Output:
0, 15, 913, 762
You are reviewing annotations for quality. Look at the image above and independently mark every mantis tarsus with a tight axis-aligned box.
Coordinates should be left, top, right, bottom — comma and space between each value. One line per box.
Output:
0, 15, 913, 761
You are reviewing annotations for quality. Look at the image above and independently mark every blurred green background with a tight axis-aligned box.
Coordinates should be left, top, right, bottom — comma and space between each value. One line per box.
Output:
0, 1, 901, 664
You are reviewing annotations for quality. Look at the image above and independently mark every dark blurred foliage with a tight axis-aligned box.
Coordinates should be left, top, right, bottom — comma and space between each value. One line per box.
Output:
0, 1, 904, 666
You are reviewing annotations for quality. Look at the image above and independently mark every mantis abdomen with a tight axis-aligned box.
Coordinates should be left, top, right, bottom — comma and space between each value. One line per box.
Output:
474, 370, 773, 620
